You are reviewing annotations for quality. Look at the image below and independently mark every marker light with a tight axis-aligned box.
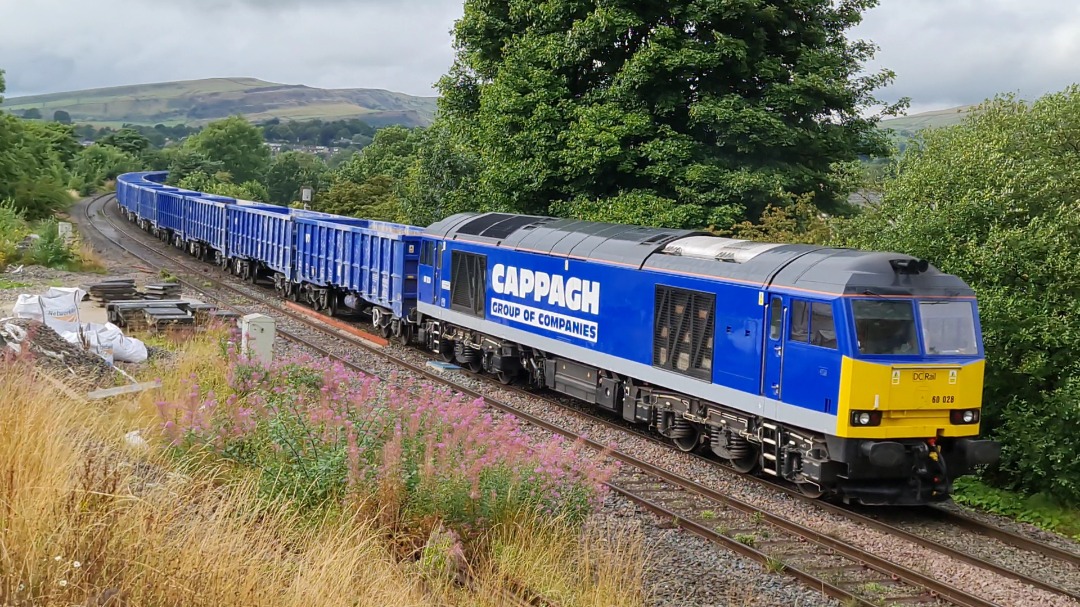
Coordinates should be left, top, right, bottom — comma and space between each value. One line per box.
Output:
851, 411, 883, 426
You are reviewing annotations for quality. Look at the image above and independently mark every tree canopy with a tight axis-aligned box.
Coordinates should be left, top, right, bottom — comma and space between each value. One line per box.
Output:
265, 151, 329, 206
99, 128, 152, 156
432, 0, 900, 228
836, 88, 1080, 504
182, 116, 270, 184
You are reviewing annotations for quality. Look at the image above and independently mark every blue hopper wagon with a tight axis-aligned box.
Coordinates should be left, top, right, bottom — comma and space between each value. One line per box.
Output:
291, 211, 423, 336
227, 203, 294, 284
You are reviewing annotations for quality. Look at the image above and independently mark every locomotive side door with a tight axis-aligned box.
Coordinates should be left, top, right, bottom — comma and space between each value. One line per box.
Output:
762, 294, 787, 401
416, 236, 442, 302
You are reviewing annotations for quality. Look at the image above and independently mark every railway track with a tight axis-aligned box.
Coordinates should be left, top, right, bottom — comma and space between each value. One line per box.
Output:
81, 194, 1080, 607
528, 393, 1080, 602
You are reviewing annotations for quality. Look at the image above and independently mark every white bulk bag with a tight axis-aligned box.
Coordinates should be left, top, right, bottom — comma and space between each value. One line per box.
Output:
11, 294, 43, 321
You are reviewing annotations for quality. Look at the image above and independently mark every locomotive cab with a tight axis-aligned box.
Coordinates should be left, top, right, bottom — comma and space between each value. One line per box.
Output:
825, 278, 999, 504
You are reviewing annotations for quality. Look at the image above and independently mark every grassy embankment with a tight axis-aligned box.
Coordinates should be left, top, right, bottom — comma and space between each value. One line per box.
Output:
0, 200, 104, 273
0, 329, 645, 606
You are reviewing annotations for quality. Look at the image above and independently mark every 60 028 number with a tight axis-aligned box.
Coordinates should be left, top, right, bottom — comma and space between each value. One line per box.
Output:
931, 395, 956, 404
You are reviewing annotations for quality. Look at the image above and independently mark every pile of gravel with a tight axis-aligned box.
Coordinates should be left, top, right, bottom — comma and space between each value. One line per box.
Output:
0, 318, 116, 387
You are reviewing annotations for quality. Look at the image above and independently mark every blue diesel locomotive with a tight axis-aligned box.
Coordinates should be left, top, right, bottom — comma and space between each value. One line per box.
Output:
116, 172, 1000, 505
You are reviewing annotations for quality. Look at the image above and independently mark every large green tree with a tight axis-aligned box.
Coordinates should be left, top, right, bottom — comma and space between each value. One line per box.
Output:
0, 71, 74, 219
99, 127, 152, 156
836, 88, 1080, 504
265, 151, 328, 205
436, 0, 901, 228
183, 116, 270, 184
324, 126, 426, 221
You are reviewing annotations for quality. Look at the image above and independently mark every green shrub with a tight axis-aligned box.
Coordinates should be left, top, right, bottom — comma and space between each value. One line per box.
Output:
25, 219, 75, 269
835, 88, 1080, 505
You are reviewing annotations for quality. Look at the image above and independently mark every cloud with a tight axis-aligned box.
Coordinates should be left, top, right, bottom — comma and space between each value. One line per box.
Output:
0, 0, 463, 97
853, 0, 1080, 110
3, 0, 1079, 113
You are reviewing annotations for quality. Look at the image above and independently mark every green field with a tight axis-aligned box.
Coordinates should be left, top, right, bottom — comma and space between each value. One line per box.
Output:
0, 77, 438, 127
878, 105, 974, 135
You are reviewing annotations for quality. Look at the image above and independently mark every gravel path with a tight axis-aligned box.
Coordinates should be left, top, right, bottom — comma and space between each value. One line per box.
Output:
88, 194, 1080, 607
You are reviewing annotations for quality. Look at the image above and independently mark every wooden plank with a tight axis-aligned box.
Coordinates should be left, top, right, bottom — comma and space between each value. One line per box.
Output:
86, 381, 163, 400
284, 301, 389, 346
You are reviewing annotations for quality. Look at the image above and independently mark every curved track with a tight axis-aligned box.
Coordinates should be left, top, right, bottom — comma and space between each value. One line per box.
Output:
81, 194, 1080, 607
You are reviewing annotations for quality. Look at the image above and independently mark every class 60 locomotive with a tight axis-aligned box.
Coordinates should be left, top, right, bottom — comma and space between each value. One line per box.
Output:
116, 171, 1000, 506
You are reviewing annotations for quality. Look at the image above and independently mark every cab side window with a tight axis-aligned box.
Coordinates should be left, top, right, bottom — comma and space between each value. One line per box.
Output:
420, 241, 434, 266
788, 299, 837, 350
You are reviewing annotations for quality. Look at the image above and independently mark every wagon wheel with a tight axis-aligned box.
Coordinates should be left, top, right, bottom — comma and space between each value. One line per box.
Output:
467, 359, 484, 373
395, 323, 413, 345
796, 481, 824, 499
438, 349, 455, 363
379, 320, 392, 339
496, 370, 516, 385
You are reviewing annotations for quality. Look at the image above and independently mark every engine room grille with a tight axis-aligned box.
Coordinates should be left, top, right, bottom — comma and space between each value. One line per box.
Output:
450, 251, 487, 317
653, 286, 715, 381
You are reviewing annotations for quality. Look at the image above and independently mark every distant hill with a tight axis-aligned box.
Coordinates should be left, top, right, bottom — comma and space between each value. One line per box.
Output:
878, 105, 974, 135
0, 77, 438, 128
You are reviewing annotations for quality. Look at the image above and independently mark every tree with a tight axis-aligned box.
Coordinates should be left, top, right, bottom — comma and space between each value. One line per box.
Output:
183, 116, 270, 184
53, 110, 71, 124
99, 128, 151, 156
265, 151, 328, 205
70, 144, 142, 194
319, 177, 402, 222
23, 121, 82, 168
335, 126, 423, 185
0, 69, 5, 105
177, 171, 270, 202
835, 88, 1080, 504
21, 108, 42, 120
0, 113, 72, 219
436, 0, 902, 228
400, 122, 481, 226
163, 147, 223, 186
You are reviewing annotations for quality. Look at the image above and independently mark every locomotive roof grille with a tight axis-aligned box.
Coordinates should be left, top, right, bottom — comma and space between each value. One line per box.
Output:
662, 235, 786, 264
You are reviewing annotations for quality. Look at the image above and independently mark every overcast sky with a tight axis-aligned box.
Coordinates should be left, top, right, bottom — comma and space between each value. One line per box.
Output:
1, 0, 1078, 116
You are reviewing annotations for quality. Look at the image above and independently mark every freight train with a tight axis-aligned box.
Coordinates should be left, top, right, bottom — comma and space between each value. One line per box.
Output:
116, 171, 1000, 505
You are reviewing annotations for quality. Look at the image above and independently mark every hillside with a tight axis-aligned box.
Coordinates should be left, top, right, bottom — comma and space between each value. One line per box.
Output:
0, 77, 438, 127
878, 105, 974, 134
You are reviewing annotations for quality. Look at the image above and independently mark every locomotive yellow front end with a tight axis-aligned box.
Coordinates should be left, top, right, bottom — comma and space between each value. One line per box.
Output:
828, 295, 999, 504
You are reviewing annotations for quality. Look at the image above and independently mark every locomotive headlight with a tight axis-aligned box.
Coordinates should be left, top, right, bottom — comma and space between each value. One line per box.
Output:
949, 409, 980, 425
850, 410, 882, 427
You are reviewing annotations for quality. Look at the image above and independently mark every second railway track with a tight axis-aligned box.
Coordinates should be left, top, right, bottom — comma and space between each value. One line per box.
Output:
81, 193, 1080, 607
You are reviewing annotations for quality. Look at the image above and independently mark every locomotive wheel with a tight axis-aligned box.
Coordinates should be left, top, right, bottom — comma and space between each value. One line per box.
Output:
496, 370, 516, 385
729, 450, 759, 474
438, 348, 455, 363
467, 359, 484, 373
672, 427, 701, 453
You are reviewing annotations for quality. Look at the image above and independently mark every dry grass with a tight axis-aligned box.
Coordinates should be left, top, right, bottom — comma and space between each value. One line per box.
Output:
0, 361, 432, 607
1, 332, 647, 607
72, 240, 107, 273
477, 514, 646, 607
